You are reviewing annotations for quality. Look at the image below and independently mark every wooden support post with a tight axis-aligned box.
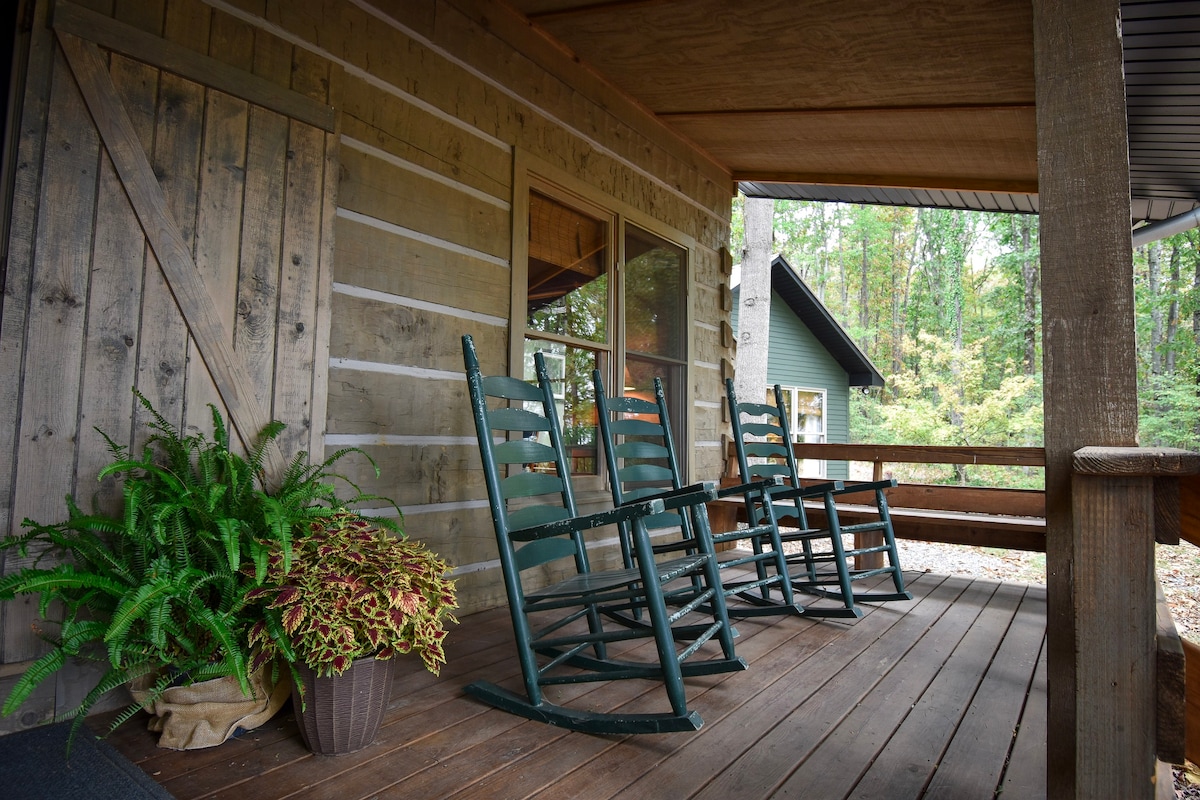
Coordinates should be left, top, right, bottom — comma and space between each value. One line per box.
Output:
705, 499, 739, 553
1033, 1, 1141, 797
1069, 448, 1200, 798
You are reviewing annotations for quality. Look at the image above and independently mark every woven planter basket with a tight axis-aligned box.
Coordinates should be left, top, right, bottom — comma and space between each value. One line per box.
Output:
292, 655, 396, 755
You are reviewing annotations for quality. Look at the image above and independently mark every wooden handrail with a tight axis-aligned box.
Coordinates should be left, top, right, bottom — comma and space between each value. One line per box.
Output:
786, 442, 1046, 467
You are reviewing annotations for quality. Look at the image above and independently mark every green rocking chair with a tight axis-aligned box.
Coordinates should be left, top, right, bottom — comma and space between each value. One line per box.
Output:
461, 335, 744, 733
726, 379, 912, 618
593, 369, 806, 619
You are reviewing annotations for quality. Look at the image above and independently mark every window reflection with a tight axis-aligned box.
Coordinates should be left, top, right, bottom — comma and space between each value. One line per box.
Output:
524, 339, 599, 475
526, 190, 608, 344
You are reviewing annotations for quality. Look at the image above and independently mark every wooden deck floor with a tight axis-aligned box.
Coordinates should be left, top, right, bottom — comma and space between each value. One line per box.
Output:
94, 568, 1048, 800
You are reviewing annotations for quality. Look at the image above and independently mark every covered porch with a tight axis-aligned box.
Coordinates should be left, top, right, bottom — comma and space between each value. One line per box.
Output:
95, 568, 1047, 800
0, 0, 1197, 798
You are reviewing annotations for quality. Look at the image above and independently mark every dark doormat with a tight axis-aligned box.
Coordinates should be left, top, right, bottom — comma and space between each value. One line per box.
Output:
0, 721, 174, 800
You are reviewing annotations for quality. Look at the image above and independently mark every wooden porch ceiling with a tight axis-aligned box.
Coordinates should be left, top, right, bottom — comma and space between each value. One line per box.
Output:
96, 569, 1047, 799
508, 0, 1200, 221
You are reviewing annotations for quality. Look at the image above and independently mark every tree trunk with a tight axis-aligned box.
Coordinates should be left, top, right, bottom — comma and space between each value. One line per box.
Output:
838, 207, 849, 316
1148, 240, 1163, 375
1193, 231, 1200, 346
859, 229, 870, 333
1019, 216, 1040, 374
736, 197, 773, 407
1166, 241, 1180, 374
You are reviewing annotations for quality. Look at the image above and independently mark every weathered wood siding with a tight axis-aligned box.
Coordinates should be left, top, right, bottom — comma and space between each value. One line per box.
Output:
764, 293, 852, 480
241, 0, 734, 614
0, 0, 337, 725
731, 287, 854, 480
0, 0, 736, 711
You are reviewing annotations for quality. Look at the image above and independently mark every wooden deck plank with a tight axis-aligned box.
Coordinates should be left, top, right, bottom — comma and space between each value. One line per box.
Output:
262, 600, 777, 800
520, 574, 912, 800
682, 574, 978, 800
80, 569, 1047, 800
765, 578, 1002, 799
921, 586, 1048, 799
156, 618, 523, 798
998, 635, 1050, 797
846, 581, 1030, 798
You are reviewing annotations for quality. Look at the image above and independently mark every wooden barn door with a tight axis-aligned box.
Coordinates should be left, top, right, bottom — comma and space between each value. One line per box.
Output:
0, 0, 339, 711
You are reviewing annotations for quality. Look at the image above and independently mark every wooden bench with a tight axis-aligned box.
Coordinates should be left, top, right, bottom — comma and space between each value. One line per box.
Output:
708, 476, 1047, 553
1156, 579, 1187, 767
708, 441, 1048, 553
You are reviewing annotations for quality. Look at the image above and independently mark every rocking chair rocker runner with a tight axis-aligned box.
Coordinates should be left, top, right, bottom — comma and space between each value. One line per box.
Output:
461, 335, 744, 734
593, 370, 806, 619
726, 379, 912, 618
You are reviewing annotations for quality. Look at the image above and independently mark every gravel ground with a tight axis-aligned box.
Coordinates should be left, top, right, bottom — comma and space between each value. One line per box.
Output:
894, 538, 1200, 644
1175, 763, 1200, 800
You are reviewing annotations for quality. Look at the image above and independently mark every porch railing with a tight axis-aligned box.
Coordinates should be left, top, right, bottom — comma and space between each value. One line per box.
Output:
711, 440, 1197, 785
719, 441, 1047, 552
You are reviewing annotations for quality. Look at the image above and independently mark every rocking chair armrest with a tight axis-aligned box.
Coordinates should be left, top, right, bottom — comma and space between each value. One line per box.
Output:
827, 478, 898, 499
715, 475, 784, 499
510, 497, 667, 542
619, 481, 720, 511
766, 480, 845, 502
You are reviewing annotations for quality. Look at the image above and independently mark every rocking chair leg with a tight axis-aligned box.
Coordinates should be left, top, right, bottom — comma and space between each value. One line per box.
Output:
464, 681, 703, 734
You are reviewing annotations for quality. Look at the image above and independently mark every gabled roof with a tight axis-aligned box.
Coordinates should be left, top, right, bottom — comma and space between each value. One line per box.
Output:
754, 256, 885, 388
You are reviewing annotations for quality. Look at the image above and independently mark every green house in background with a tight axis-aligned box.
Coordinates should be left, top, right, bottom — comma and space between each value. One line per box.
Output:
732, 255, 884, 480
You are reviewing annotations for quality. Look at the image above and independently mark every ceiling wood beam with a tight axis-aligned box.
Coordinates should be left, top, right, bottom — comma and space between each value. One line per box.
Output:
657, 103, 1037, 118
730, 171, 1039, 195
523, 0, 670, 21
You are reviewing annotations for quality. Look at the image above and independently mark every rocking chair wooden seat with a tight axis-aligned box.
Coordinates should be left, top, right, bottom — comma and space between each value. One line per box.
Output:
593, 370, 805, 619
461, 335, 744, 734
726, 379, 912, 618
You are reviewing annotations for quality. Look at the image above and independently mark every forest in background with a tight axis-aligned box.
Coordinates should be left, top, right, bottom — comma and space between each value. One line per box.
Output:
730, 195, 1200, 488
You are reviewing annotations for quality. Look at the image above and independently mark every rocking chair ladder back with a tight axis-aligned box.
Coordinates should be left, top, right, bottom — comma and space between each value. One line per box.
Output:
726, 379, 912, 618
593, 370, 807, 619
460, 335, 744, 734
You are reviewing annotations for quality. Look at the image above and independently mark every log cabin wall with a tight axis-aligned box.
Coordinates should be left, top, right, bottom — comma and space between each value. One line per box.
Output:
0, 0, 735, 723
232, 0, 735, 614
1, 0, 340, 727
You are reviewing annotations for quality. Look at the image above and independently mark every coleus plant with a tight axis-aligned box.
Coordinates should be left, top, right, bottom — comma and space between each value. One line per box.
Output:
248, 511, 458, 678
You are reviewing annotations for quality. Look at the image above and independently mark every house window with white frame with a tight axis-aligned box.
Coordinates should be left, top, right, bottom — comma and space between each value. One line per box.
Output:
774, 386, 827, 477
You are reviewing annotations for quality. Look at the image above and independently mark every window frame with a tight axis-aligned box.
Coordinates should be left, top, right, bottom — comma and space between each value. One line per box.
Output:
511, 151, 696, 493
776, 384, 828, 478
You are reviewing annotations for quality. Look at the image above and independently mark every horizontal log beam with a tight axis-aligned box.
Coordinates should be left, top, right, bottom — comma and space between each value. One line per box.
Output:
723, 441, 1047, 468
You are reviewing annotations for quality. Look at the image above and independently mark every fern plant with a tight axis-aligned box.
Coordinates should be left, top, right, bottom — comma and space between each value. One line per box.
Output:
0, 390, 391, 743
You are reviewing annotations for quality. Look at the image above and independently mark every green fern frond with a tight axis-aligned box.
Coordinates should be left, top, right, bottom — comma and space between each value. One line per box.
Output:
103, 574, 181, 662
1, 648, 66, 715
0, 564, 130, 603
188, 604, 250, 695
67, 664, 141, 733
248, 419, 285, 469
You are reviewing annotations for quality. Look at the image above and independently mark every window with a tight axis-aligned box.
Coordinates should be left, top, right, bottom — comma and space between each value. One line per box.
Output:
518, 176, 689, 478
775, 386, 827, 477
623, 225, 687, 445
523, 188, 611, 475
